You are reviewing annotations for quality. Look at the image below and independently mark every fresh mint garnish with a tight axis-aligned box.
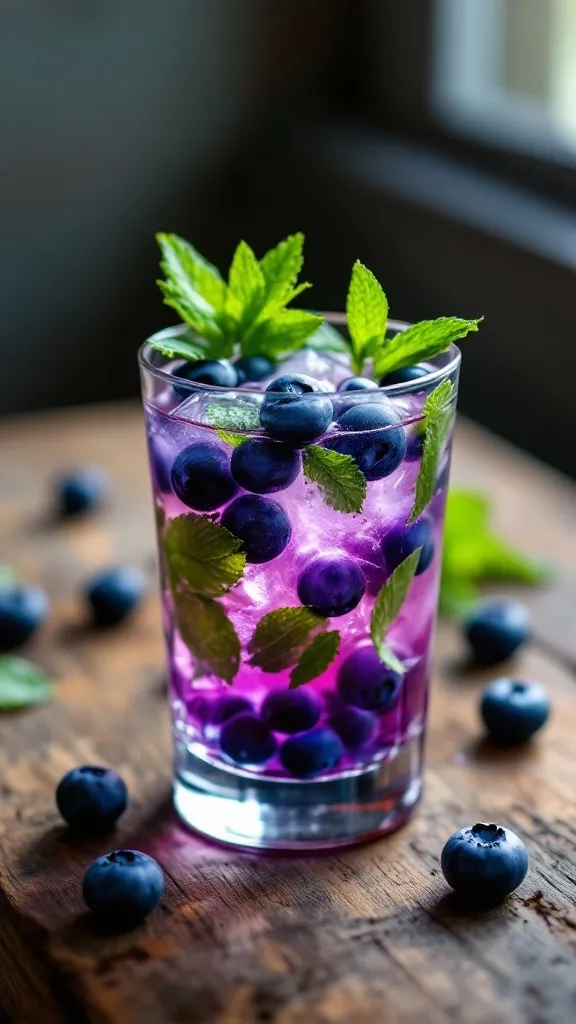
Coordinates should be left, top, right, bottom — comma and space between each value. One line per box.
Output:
346, 261, 388, 376
163, 514, 246, 598
206, 400, 261, 433
409, 380, 455, 523
371, 549, 421, 673
153, 231, 322, 363
290, 630, 340, 689
216, 430, 246, 447
373, 317, 482, 378
0, 656, 53, 709
305, 320, 350, 354
303, 446, 366, 514
173, 587, 240, 684
248, 606, 324, 673
440, 488, 552, 617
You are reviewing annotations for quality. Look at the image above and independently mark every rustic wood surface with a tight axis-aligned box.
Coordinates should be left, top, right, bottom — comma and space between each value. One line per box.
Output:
1, 402, 576, 1024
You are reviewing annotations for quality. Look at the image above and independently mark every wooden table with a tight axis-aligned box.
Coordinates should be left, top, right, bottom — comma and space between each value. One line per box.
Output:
2, 402, 576, 1024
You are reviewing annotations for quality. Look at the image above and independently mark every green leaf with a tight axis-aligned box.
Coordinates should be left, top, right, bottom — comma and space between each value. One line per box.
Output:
303, 446, 366, 514
0, 566, 16, 589
148, 331, 210, 363
409, 380, 455, 523
373, 641, 406, 676
305, 321, 350, 354
226, 241, 265, 325
156, 280, 228, 352
206, 400, 261, 432
216, 430, 246, 447
0, 656, 53, 710
243, 309, 324, 359
156, 232, 226, 311
373, 317, 482, 377
259, 233, 304, 307
174, 589, 240, 683
248, 607, 324, 673
346, 261, 388, 375
370, 548, 421, 671
290, 630, 340, 688
163, 514, 246, 598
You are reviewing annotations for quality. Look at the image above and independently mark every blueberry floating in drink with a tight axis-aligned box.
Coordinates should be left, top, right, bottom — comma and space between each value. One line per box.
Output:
208, 693, 253, 725
83, 850, 164, 925
260, 374, 333, 444
297, 555, 366, 617
441, 823, 529, 903
328, 705, 377, 749
171, 442, 239, 512
480, 678, 550, 745
465, 598, 531, 665
279, 727, 344, 778
337, 645, 402, 712
380, 365, 428, 387
382, 518, 435, 576
231, 439, 301, 495
56, 765, 128, 832
220, 712, 276, 765
222, 494, 292, 563
261, 689, 322, 734
326, 402, 407, 480
234, 355, 275, 384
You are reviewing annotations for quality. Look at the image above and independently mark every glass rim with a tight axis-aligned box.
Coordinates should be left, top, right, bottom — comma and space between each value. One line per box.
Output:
138, 314, 462, 398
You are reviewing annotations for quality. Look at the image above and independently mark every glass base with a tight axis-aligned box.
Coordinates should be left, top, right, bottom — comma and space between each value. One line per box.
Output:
173, 735, 424, 850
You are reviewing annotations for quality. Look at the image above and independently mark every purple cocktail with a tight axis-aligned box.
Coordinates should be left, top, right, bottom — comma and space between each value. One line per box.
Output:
139, 235, 476, 848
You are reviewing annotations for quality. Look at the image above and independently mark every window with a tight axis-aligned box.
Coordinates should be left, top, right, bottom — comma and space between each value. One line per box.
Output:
432, 0, 576, 163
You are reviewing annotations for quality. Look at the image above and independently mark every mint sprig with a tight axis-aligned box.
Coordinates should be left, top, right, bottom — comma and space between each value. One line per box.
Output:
303, 446, 366, 514
206, 400, 260, 433
290, 630, 340, 689
373, 317, 482, 378
0, 656, 53, 710
409, 380, 455, 523
248, 607, 324, 673
346, 261, 388, 376
163, 514, 246, 598
371, 549, 421, 673
174, 588, 240, 684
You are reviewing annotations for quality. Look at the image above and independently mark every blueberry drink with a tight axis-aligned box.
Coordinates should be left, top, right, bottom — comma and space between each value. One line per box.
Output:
139, 232, 480, 848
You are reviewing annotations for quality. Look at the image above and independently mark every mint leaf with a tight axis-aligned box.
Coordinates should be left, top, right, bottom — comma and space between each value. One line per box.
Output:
243, 309, 324, 359
371, 548, 421, 672
164, 514, 246, 598
305, 321, 350, 354
373, 317, 481, 378
248, 607, 324, 673
0, 656, 53, 710
226, 241, 265, 328
216, 430, 246, 447
149, 332, 209, 363
0, 566, 16, 589
157, 233, 226, 311
259, 233, 304, 307
156, 282, 228, 352
290, 630, 340, 688
206, 400, 261, 432
174, 588, 240, 683
409, 380, 455, 523
303, 446, 366, 514
346, 261, 388, 375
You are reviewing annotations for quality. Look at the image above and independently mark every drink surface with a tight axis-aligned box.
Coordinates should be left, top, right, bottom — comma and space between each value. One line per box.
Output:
143, 345, 453, 782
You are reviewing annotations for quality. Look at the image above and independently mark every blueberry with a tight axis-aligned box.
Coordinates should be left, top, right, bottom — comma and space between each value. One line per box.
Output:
231, 439, 301, 495
337, 376, 378, 393
208, 693, 252, 725
221, 494, 291, 563
379, 365, 428, 387
86, 566, 147, 626
261, 689, 322, 734
56, 466, 111, 517
220, 712, 276, 764
260, 374, 333, 445
0, 583, 48, 651
297, 555, 366, 617
56, 765, 128, 832
441, 823, 529, 903
328, 706, 376, 749
382, 518, 435, 576
83, 850, 164, 925
405, 429, 425, 462
480, 678, 550, 745
465, 599, 531, 665
326, 403, 406, 480
148, 434, 174, 493
279, 727, 343, 778
171, 442, 239, 512
234, 355, 275, 384
175, 359, 238, 391
337, 645, 402, 711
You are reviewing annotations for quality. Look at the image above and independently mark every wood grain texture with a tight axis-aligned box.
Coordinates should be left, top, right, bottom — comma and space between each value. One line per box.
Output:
1, 403, 576, 1024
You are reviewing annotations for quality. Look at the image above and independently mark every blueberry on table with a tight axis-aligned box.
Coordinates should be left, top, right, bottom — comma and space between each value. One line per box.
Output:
171, 442, 239, 512
297, 555, 366, 617
56, 465, 111, 517
56, 765, 127, 832
465, 599, 531, 665
326, 403, 406, 480
174, 359, 238, 391
0, 583, 48, 651
480, 678, 550, 745
328, 706, 376, 749
441, 823, 529, 903
231, 439, 301, 495
234, 355, 275, 384
221, 494, 291, 563
337, 644, 402, 711
83, 850, 164, 925
86, 566, 147, 626
208, 693, 252, 725
260, 374, 333, 445
382, 518, 435, 576
261, 689, 322, 734
379, 365, 428, 387
220, 712, 276, 764
337, 376, 378, 393
279, 727, 343, 778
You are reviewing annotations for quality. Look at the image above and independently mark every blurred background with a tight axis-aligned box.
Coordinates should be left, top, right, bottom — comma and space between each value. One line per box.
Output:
2, 0, 576, 475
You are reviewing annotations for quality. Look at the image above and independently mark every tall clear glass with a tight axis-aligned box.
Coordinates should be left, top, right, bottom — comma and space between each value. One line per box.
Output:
139, 317, 460, 849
